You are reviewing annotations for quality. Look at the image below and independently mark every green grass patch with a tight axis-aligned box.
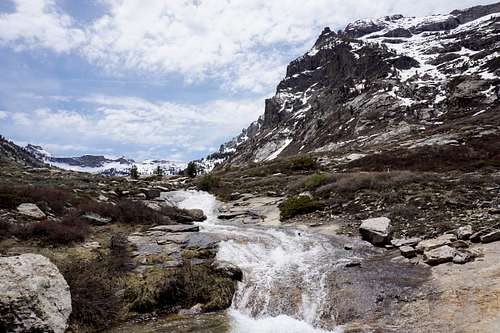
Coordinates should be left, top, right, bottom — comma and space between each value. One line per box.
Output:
279, 196, 324, 220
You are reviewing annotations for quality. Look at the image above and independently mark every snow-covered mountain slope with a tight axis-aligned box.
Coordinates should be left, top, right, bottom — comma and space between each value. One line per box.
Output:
200, 2, 500, 169
25, 145, 186, 176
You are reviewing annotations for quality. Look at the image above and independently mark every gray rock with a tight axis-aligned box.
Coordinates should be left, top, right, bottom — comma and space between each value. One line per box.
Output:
81, 212, 112, 225
480, 230, 500, 243
359, 217, 393, 246
149, 225, 199, 233
391, 237, 421, 248
17, 203, 46, 220
423, 245, 456, 266
416, 234, 457, 253
0, 254, 72, 333
179, 303, 203, 316
213, 261, 243, 281
453, 250, 475, 265
400, 245, 417, 258
451, 240, 469, 249
186, 209, 207, 222
470, 228, 490, 243
141, 188, 161, 199
456, 225, 473, 240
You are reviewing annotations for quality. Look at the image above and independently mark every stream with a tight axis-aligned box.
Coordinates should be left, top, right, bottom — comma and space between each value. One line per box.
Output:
109, 190, 426, 333
163, 190, 353, 333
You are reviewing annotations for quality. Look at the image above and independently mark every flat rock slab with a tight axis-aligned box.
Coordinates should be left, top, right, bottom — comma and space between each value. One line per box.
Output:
423, 245, 456, 266
150, 225, 200, 233
480, 230, 500, 243
16, 203, 46, 220
416, 234, 457, 252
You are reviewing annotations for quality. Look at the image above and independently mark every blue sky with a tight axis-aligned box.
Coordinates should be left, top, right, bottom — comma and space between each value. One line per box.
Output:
0, 0, 495, 161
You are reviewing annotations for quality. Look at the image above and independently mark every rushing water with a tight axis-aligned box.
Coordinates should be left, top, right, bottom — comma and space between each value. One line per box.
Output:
163, 190, 354, 333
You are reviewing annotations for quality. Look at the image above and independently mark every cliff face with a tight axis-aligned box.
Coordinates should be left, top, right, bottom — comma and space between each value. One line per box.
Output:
201, 2, 500, 168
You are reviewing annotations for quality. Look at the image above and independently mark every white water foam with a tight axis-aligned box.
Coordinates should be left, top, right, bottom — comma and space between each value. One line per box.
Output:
162, 190, 346, 333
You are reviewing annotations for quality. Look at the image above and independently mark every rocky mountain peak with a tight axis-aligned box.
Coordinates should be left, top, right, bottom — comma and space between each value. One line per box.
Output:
197, 2, 499, 170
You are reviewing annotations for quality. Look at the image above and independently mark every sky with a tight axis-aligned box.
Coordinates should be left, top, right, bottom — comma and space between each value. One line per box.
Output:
0, 0, 497, 161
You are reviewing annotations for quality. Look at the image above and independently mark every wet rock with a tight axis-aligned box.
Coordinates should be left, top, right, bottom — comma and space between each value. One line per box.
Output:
81, 212, 112, 225
359, 217, 393, 246
186, 209, 207, 222
423, 245, 456, 266
400, 245, 417, 258
0, 254, 72, 333
214, 261, 243, 281
456, 225, 473, 240
179, 303, 203, 316
480, 230, 500, 243
416, 234, 457, 253
149, 225, 199, 233
140, 188, 161, 199
16, 203, 46, 220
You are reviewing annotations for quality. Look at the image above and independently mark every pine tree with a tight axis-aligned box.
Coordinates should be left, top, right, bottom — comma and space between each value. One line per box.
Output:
130, 165, 139, 179
185, 161, 197, 178
155, 165, 163, 177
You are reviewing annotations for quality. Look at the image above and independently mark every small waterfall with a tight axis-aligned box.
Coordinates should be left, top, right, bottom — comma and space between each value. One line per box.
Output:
163, 190, 349, 333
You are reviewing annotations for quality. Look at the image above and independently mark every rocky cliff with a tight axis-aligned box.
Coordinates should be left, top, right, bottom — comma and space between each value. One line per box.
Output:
201, 2, 500, 168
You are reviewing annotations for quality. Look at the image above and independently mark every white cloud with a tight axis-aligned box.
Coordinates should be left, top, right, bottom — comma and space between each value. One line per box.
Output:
1, 0, 493, 92
0, 0, 85, 52
9, 94, 263, 158
0, 111, 7, 119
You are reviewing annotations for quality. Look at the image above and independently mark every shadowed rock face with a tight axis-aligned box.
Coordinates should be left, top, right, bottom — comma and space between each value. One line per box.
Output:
199, 2, 500, 169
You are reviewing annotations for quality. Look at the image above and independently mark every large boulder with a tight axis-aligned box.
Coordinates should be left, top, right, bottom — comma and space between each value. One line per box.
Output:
17, 203, 46, 220
186, 209, 207, 222
0, 254, 72, 333
359, 217, 393, 246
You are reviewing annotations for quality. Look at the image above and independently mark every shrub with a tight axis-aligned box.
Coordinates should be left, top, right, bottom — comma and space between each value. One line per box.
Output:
13, 215, 90, 246
197, 174, 220, 192
78, 199, 173, 225
0, 185, 74, 214
62, 258, 124, 332
315, 171, 423, 197
0, 192, 31, 209
279, 196, 325, 220
108, 233, 133, 272
290, 155, 317, 171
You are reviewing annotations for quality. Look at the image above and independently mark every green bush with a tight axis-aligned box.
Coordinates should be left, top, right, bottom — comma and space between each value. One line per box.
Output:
303, 173, 330, 189
279, 196, 324, 220
290, 155, 317, 171
197, 174, 220, 192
